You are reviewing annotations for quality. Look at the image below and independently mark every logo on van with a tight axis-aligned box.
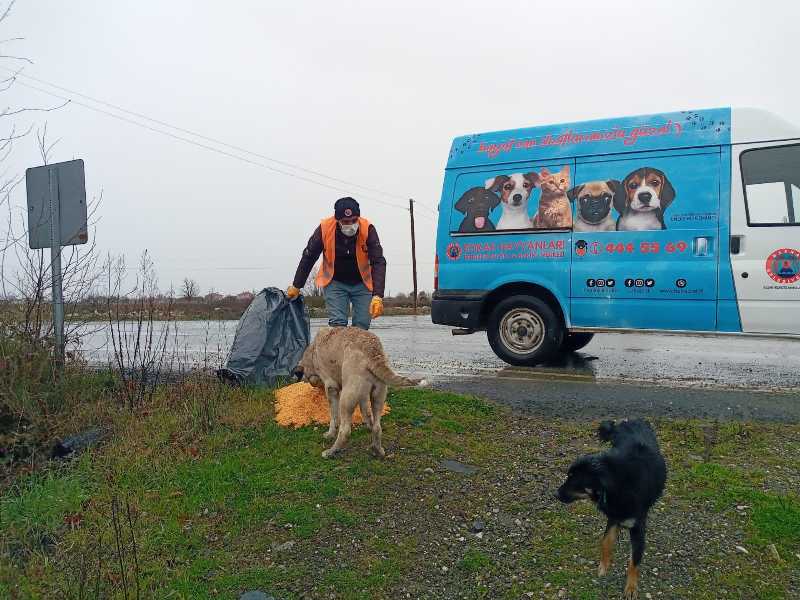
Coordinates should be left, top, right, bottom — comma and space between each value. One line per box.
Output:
766, 248, 800, 284
446, 242, 462, 261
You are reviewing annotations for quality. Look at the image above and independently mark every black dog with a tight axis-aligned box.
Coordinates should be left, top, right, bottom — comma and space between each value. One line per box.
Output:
557, 419, 667, 599
454, 187, 499, 233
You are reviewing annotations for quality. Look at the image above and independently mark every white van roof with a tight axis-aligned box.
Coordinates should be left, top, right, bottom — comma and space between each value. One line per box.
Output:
732, 108, 800, 144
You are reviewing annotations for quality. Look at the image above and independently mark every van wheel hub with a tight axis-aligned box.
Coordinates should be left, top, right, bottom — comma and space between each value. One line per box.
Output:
499, 308, 545, 354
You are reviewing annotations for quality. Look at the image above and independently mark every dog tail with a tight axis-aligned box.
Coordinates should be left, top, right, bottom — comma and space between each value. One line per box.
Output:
368, 359, 426, 388
597, 420, 616, 442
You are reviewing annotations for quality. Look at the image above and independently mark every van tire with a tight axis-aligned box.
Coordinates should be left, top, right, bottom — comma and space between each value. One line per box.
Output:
561, 332, 594, 353
487, 295, 564, 366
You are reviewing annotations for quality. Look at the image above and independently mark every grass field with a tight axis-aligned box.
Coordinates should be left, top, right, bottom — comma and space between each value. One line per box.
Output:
2, 384, 799, 599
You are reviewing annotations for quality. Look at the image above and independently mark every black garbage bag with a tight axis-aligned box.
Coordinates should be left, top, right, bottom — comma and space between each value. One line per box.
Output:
217, 287, 310, 387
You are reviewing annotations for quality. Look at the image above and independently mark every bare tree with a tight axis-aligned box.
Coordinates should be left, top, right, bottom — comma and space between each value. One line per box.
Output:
180, 277, 199, 300
0, 2, 103, 423
302, 266, 323, 297
107, 251, 175, 410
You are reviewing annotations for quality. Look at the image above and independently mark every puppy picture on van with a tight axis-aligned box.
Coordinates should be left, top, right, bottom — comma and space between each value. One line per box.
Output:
615, 167, 676, 231
450, 164, 573, 232
568, 166, 678, 232
450, 159, 713, 234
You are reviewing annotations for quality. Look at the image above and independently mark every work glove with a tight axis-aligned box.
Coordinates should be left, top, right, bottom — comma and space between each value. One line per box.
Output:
286, 285, 301, 300
369, 296, 384, 319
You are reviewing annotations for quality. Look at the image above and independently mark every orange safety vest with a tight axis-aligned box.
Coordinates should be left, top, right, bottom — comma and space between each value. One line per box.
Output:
315, 216, 374, 292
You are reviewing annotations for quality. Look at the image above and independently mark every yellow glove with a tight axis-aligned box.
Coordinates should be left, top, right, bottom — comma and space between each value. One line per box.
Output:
369, 296, 384, 319
287, 285, 300, 300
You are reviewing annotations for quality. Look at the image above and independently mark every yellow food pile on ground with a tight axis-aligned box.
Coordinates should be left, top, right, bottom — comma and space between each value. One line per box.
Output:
274, 382, 390, 428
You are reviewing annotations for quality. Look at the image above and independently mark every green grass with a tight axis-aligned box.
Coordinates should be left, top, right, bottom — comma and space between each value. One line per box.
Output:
686, 462, 800, 551
458, 547, 494, 573
1, 386, 799, 599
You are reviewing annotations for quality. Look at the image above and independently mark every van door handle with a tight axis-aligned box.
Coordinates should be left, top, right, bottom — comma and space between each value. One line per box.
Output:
693, 236, 713, 257
730, 235, 743, 255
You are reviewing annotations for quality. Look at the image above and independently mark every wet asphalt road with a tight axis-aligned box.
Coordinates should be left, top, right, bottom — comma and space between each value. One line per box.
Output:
371, 316, 800, 390
367, 316, 800, 423
80, 316, 800, 422
435, 377, 800, 423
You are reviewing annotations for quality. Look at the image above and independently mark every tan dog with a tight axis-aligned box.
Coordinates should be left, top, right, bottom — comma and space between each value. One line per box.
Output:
293, 327, 424, 458
568, 180, 623, 232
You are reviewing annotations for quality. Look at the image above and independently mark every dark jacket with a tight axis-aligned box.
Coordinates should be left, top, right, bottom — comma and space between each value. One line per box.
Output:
292, 223, 387, 297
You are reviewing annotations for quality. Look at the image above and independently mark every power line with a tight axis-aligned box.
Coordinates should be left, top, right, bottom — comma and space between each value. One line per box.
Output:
13, 78, 412, 211
5, 68, 442, 212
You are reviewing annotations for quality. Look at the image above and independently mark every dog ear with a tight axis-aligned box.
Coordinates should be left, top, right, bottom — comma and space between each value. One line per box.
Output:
567, 184, 583, 202
607, 180, 625, 213
485, 175, 509, 193
572, 454, 612, 489
597, 420, 616, 442
612, 179, 628, 215
486, 189, 501, 210
659, 174, 676, 210
454, 189, 472, 214
524, 171, 541, 188
584, 454, 615, 492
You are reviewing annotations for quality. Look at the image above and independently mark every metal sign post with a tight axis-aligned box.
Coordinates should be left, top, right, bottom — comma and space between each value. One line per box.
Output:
48, 168, 65, 365
26, 159, 87, 368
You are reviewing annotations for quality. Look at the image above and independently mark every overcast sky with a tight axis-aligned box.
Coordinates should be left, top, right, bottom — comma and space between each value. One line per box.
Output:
4, 0, 799, 296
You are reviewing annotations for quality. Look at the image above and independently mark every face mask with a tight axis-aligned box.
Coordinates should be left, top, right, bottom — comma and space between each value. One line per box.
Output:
340, 222, 359, 237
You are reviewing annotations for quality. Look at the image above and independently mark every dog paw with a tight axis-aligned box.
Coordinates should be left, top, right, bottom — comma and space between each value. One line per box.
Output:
321, 448, 338, 459
598, 562, 609, 577
623, 583, 638, 599
371, 446, 386, 458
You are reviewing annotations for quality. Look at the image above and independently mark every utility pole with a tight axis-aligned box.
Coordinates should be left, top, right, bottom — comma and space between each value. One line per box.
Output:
409, 199, 418, 314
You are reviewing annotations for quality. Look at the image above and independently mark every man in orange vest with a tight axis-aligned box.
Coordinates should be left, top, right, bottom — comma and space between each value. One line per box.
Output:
287, 197, 386, 329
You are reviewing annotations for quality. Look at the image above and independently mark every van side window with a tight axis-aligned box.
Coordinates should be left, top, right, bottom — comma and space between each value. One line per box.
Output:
741, 145, 800, 226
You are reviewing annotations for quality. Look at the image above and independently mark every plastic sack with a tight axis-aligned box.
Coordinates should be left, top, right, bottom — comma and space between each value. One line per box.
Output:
217, 287, 310, 387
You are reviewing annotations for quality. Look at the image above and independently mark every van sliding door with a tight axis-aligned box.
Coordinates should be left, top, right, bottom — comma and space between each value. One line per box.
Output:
569, 148, 721, 332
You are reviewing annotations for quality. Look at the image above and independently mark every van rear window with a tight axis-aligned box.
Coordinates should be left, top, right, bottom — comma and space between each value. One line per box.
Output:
741, 144, 800, 226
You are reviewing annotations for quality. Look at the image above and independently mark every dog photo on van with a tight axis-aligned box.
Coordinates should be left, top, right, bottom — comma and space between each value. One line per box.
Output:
615, 167, 676, 231
485, 172, 539, 230
568, 180, 624, 232
454, 186, 500, 233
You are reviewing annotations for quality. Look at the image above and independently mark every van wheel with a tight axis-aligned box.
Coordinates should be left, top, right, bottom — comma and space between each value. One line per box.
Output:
487, 295, 564, 366
561, 332, 594, 353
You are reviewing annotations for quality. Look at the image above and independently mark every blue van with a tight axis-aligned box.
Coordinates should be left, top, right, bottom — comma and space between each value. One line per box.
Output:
432, 108, 800, 365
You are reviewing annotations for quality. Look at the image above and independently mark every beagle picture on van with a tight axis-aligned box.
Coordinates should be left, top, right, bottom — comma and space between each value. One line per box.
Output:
485, 172, 539, 230
615, 167, 676, 231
